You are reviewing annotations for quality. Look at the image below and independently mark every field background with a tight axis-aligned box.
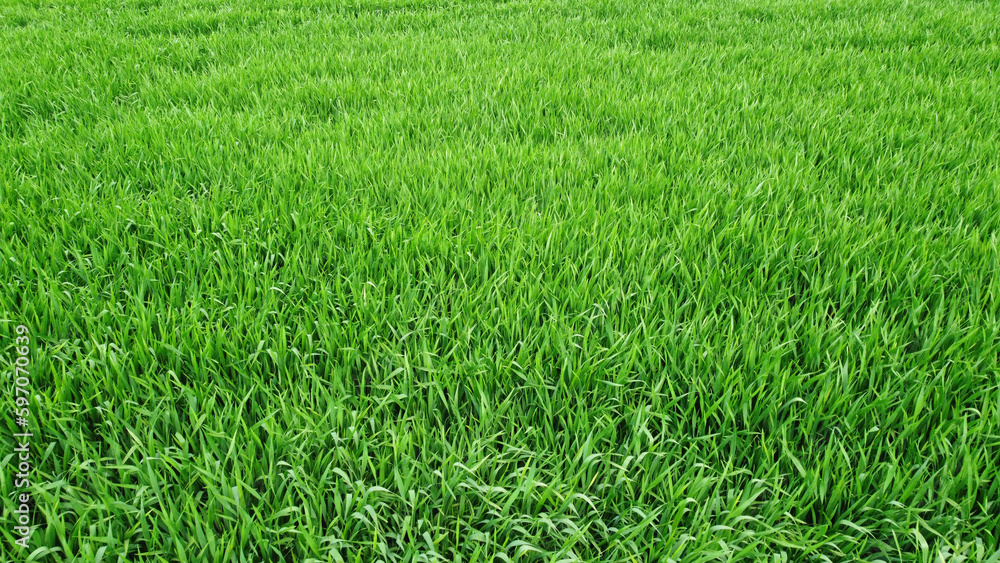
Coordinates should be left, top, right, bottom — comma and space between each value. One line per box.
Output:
2, 0, 1000, 561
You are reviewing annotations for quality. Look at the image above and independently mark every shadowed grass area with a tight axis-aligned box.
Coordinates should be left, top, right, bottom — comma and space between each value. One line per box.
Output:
1, 0, 999, 560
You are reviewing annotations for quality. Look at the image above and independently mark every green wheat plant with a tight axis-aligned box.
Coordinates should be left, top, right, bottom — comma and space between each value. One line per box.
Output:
1, 0, 999, 561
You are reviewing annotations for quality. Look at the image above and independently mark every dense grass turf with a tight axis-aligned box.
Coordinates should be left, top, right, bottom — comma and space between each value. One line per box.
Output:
2, 0, 1000, 560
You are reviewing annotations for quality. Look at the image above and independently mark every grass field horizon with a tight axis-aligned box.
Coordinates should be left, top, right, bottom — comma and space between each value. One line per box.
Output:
2, 0, 999, 561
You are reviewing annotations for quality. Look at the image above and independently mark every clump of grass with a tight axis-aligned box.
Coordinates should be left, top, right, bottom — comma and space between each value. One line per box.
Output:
2, 0, 999, 560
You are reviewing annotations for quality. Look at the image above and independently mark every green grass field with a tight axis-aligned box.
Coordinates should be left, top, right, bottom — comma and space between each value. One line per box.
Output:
2, 0, 1000, 560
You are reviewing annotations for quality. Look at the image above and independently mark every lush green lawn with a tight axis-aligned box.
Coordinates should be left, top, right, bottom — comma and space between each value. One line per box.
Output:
2, 0, 999, 560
